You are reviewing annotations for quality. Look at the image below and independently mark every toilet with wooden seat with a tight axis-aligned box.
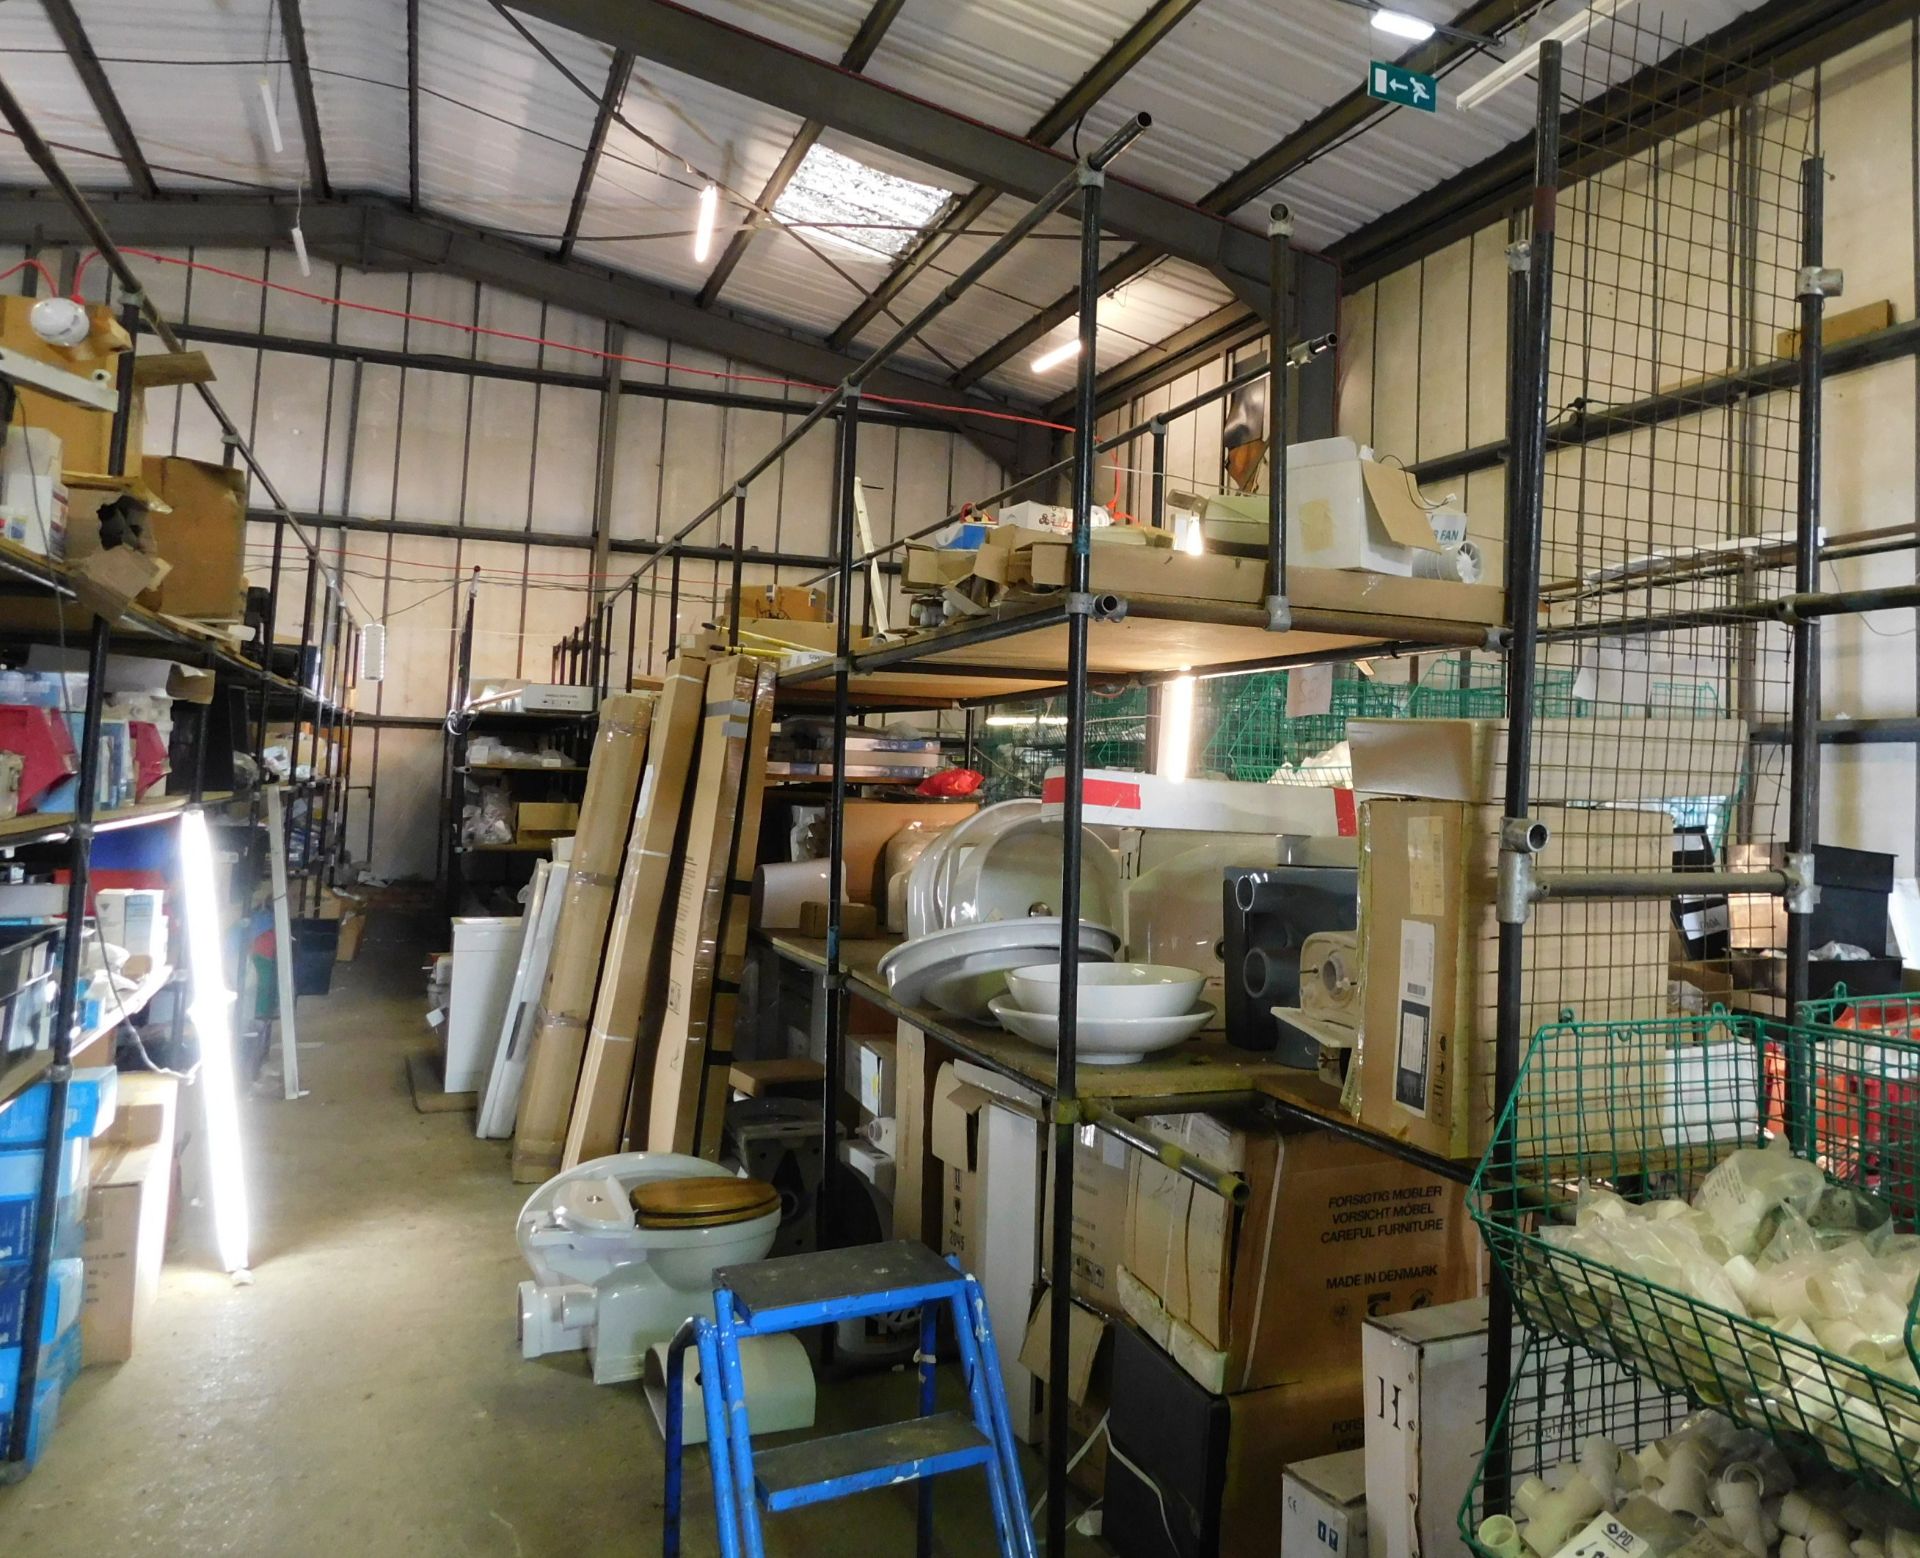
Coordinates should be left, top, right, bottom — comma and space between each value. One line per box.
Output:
516, 1151, 788, 1386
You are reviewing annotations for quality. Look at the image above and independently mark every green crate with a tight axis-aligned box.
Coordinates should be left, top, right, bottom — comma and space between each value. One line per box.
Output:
1459, 1331, 1691, 1558
1473, 1010, 1920, 1499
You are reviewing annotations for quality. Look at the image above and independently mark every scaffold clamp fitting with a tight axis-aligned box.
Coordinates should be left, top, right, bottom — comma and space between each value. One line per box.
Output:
1784, 850, 1821, 916
1265, 594, 1292, 633
1497, 816, 1550, 926
1796, 265, 1844, 300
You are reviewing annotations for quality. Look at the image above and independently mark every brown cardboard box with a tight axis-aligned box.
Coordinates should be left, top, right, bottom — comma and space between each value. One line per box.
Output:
510, 692, 656, 1182
1018, 1288, 1112, 1499
646, 658, 774, 1154
838, 800, 979, 906
515, 801, 579, 837
139, 455, 248, 620
1042, 1123, 1131, 1316
1356, 801, 1669, 1160
902, 544, 982, 591
100, 1073, 178, 1152
569, 652, 709, 1167
729, 584, 828, 622
1027, 538, 1268, 603
1, 296, 143, 480
1121, 1115, 1476, 1394
81, 1140, 173, 1365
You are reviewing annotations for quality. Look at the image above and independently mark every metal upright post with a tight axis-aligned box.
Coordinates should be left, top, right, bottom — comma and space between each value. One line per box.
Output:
729, 486, 748, 644
1148, 419, 1167, 532
256, 512, 286, 760
822, 390, 861, 1266
668, 553, 682, 655
1485, 41, 1561, 1513
1266, 203, 1294, 622
626, 583, 639, 690
1046, 146, 1109, 1558
1784, 156, 1831, 1143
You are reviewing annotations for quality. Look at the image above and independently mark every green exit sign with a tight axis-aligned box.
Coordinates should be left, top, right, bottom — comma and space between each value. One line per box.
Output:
1368, 60, 1439, 112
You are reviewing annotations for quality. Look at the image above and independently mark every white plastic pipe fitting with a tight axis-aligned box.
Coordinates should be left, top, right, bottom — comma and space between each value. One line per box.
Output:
1517, 1472, 1607, 1557
1713, 1473, 1770, 1558
1479, 1515, 1526, 1558
1652, 1439, 1714, 1520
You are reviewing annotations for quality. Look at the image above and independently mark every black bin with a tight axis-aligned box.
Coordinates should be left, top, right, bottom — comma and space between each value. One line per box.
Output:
290, 918, 339, 996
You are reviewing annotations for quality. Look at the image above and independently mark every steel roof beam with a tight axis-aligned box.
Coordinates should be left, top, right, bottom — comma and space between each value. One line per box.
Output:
696, 0, 907, 307
501, 0, 1274, 311
276, 0, 332, 200
406, 0, 421, 208
40, 0, 156, 198
824, 0, 1206, 352
559, 48, 633, 261
0, 189, 1028, 461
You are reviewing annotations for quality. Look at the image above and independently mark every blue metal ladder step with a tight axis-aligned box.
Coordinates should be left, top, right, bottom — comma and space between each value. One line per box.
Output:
752, 1410, 995, 1512
716, 1239, 959, 1320
665, 1245, 1037, 1558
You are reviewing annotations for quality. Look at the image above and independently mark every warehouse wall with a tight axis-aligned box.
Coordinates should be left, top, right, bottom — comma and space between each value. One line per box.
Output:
1333, 26, 1920, 873
27, 250, 1006, 882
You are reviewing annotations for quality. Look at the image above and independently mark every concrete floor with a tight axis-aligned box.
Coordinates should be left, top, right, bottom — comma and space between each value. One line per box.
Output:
0, 915, 1085, 1556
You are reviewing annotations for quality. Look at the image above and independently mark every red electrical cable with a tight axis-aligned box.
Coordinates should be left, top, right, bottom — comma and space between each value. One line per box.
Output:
0, 257, 66, 295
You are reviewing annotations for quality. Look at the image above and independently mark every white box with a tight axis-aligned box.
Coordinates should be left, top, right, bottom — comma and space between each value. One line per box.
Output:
0, 427, 68, 557
1284, 437, 1447, 576
1363, 1297, 1490, 1558
518, 683, 595, 713
96, 888, 167, 959
1042, 766, 1348, 836
444, 916, 526, 1093
855, 1039, 896, 1116
1285, 1449, 1370, 1558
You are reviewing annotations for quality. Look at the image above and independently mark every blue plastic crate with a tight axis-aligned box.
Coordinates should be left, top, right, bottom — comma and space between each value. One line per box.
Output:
0, 1068, 119, 1148
0, 1257, 83, 1349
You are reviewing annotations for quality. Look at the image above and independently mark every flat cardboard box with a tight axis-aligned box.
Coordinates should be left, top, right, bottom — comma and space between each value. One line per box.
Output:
646, 658, 773, 1154
902, 544, 982, 591
99, 1073, 177, 1153
1027, 538, 1269, 603
1363, 1298, 1489, 1558
139, 455, 248, 620
1284, 1450, 1370, 1558
836, 800, 980, 906
80, 1140, 172, 1365
1121, 1115, 1475, 1394
931, 1059, 1045, 1439
890, 1022, 956, 1246
568, 653, 709, 1167
1105, 1318, 1366, 1558
1777, 297, 1894, 358
515, 801, 579, 837
1018, 1287, 1112, 1499
1346, 718, 1748, 807
1356, 801, 1670, 1160
1042, 768, 1349, 838
509, 693, 656, 1182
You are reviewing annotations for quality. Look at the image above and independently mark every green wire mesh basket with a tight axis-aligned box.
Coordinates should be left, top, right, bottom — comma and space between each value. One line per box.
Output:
1460, 1330, 1692, 1558
1472, 1011, 1920, 1499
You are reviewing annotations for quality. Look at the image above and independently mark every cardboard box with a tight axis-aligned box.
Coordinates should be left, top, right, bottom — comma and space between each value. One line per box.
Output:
1105, 1318, 1366, 1558
901, 544, 981, 591
1027, 538, 1269, 603
1363, 1298, 1490, 1558
1121, 1115, 1476, 1394
97, 1072, 175, 1152
1356, 801, 1669, 1159
1018, 1287, 1112, 1499
515, 801, 579, 837
0, 427, 68, 557
136, 455, 249, 620
569, 653, 709, 1167
1042, 1121, 1131, 1316
931, 1059, 1044, 1438
836, 800, 980, 907
729, 583, 827, 622
80, 1139, 173, 1365
1, 296, 142, 482
1285, 1449, 1370, 1558
850, 1036, 896, 1117
1776, 297, 1894, 358
1042, 768, 1350, 838
1346, 718, 1749, 808
510, 692, 656, 1182
646, 658, 775, 1155
1281, 437, 1452, 577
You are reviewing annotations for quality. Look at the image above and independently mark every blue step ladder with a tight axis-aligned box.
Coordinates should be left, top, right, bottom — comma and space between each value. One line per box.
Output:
664, 1240, 1038, 1558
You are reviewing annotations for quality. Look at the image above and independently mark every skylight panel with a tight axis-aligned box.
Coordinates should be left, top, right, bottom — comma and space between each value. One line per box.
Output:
771, 145, 951, 261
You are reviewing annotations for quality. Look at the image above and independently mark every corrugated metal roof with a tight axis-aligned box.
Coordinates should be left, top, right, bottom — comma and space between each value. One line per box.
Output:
0, 0, 1789, 405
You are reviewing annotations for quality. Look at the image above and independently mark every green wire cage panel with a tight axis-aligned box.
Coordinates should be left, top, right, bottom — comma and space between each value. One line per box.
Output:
1459, 1331, 1692, 1558
1472, 1011, 1920, 1500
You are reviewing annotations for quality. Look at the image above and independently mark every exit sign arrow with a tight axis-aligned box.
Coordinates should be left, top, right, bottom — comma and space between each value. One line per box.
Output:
1368, 60, 1439, 112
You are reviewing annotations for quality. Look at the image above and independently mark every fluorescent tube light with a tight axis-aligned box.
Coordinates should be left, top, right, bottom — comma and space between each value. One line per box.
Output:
180, 807, 251, 1277
257, 78, 284, 155
1372, 9, 1436, 41
693, 184, 719, 263
1456, 0, 1638, 112
1031, 338, 1082, 374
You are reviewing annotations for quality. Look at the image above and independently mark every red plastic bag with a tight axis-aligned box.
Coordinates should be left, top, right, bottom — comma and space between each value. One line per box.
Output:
917, 768, 983, 798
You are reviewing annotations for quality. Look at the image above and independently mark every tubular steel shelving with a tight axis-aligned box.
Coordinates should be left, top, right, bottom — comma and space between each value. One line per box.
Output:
0, 80, 360, 1473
